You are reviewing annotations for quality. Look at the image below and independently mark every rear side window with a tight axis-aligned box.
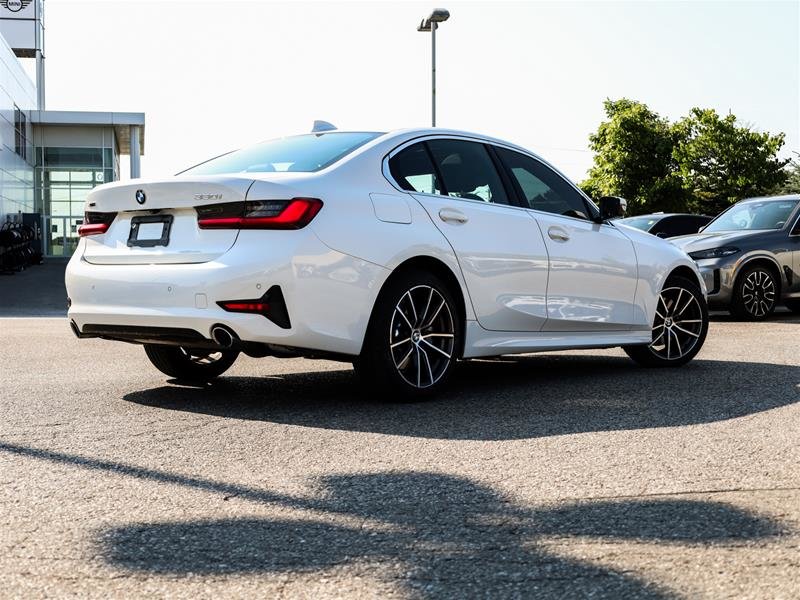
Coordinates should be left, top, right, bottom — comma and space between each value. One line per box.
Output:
180, 132, 381, 175
388, 143, 442, 194
427, 139, 510, 205
495, 147, 595, 220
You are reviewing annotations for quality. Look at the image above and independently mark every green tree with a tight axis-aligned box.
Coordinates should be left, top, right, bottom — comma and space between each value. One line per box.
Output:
580, 100, 789, 216
580, 98, 686, 214
673, 108, 789, 214
770, 154, 800, 195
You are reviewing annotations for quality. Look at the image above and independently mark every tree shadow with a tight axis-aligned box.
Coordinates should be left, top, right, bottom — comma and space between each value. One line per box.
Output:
122, 356, 800, 441
0, 443, 787, 597
101, 471, 786, 598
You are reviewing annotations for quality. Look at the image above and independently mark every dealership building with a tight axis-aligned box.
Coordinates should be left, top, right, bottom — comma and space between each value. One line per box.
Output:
0, 0, 144, 257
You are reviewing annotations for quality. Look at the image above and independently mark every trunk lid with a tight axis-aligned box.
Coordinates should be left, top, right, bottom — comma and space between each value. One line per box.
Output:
82, 176, 254, 265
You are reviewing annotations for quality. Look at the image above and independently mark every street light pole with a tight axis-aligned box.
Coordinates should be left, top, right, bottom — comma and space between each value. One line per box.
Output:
431, 21, 436, 127
418, 9, 450, 128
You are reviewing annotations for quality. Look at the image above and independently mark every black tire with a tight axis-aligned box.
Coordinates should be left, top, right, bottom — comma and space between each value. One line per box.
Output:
784, 298, 800, 314
143, 344, 239, 382
355, 269, 462, 400
624, 275, 709, 368
730, 264, 778, 321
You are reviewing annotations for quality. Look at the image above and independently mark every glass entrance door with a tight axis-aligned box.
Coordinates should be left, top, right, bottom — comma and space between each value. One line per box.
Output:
43, 215, 83, 257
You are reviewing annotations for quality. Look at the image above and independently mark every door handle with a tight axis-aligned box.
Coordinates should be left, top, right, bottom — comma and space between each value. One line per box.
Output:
438, 208, 468, 224
547, 226, 570, 242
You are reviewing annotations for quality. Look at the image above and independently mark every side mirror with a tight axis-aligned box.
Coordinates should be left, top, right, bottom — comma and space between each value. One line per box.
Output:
698, 225, 706, 233
598, 196, 627, 221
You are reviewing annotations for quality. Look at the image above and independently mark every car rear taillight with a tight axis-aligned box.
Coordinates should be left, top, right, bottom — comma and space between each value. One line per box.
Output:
78, 211, 117, 237
196, 198, 323, 230
218, 301, 270, 314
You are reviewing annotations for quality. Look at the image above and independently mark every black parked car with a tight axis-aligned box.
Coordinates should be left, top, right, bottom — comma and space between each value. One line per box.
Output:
617, 213, 713, 238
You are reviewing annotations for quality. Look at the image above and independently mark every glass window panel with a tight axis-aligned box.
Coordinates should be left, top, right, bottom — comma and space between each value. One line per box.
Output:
49, 170, 70, 182
427, 139, 509, 205
103, 148, 112, 167
495, 147, 596, 220
70, 187, 90, 202
388, 143, 442, 195
48, 187, 70, 201
51, 201, 70, 216
43, 147, 104, 168
71, 171, 93, 182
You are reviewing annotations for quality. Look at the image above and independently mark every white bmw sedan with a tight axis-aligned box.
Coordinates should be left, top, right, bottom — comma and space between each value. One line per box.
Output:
66, 128, 708, 398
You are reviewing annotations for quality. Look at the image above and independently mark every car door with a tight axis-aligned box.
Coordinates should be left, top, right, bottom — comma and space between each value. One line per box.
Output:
387, 138, 549, 332
493, 146, 639, 331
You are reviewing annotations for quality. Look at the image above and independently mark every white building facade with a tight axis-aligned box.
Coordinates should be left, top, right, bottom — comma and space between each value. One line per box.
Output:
0, 0, 144, 257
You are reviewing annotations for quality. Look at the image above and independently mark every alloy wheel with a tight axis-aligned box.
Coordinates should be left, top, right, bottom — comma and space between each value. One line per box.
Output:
741, 269, 776, 318
389, 285, 455, 389
650, 286, 704, 361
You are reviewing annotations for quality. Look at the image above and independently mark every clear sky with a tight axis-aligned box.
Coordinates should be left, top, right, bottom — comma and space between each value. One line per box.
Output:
41, 0, 799, 182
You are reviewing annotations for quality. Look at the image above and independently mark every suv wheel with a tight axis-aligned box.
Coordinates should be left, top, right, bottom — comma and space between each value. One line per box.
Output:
731, 265, 777, 321
625, 275, 709, 367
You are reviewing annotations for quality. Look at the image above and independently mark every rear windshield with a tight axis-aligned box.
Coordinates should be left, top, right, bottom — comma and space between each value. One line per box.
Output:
179, 132, 382, 175
618, 216, 662, 231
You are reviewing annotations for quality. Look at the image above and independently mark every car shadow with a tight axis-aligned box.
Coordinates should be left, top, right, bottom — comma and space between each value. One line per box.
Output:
709, 307, 800, 322
99, 471, 786, 598
122, 355, 800, 441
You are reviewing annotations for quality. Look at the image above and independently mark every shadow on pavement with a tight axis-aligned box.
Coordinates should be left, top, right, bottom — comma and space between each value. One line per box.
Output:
0, 445, 787, 596
99, 472, 784, 597
123, 355, 800, 441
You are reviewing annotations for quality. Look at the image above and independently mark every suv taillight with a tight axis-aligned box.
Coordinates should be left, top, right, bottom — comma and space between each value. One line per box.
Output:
78, 211, 117, 236
196, 198, 323, 230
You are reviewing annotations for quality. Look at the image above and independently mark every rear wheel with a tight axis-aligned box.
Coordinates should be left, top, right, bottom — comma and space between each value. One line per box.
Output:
625, 275, 708, 367
143, 345, 239, 381
355, 269, 462, 400
731, 264, 777, 321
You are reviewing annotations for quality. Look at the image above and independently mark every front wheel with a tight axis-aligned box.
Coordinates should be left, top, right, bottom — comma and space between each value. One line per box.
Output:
355, 269, 462, 400
731, 265, 777, 320
144, 345, 239, 382
624, 275, 708, 367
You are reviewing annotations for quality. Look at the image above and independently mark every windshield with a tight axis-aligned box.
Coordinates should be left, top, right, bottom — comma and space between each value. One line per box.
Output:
705, 200, 798, 232
179, 132, 382, 175
618, 216, 662, 231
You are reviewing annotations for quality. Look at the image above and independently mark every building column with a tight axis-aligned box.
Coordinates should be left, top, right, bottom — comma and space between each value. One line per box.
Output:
36, 50, 45, 110
129, 125, 141, 179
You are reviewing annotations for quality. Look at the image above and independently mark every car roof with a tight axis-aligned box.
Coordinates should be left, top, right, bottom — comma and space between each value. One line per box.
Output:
739, 194, 800, 203
620, 213, 710, 220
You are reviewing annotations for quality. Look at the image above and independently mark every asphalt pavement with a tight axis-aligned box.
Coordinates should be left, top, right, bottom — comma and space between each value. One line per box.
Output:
0, 267, 798, 598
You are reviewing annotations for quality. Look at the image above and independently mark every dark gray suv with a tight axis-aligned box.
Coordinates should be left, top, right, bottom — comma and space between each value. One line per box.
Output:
671, 195, 800, 320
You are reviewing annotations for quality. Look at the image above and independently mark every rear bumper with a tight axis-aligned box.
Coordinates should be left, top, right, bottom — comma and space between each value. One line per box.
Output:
66, 229, 389, 356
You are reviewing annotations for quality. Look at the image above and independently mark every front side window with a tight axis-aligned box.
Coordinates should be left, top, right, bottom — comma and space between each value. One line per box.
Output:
495, 147, 594, 220
180, 132, 382, 175
427, 139, 509, 205
388, 143, 442, 194
705, 200, 798, 232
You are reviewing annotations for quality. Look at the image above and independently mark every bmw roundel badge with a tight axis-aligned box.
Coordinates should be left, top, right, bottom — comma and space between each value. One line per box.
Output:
135, 189, 146, 205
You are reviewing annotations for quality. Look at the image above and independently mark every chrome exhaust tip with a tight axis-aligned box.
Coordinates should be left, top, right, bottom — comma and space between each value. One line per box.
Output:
210, 325, 237, 349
